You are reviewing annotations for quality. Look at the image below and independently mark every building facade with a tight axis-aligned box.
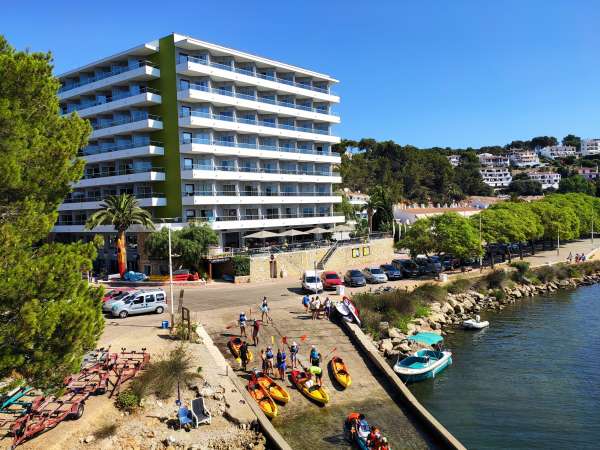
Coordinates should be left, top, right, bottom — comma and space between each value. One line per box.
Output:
580, 139, 600, 157
527, 172, 561, 190
537, 145, 576, 160
447, 155, 461, 167
478, 153, 509, 167
55, 33, 344, 267
576, 167, 600, 181
508, 149, 540, 168
480, 167, 512, 188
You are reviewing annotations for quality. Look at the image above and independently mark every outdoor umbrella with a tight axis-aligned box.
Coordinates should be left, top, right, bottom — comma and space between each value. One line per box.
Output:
306, 227, 330, 234
279, 229, 308, 244
243, 230, 281, 248
333, 223, 354, 240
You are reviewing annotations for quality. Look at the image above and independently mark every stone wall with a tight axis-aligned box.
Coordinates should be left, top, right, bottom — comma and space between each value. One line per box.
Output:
249, 238, 394, 283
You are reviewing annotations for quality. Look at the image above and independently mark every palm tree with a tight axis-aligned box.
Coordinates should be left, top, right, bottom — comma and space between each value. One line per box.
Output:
85, 194, 155, 277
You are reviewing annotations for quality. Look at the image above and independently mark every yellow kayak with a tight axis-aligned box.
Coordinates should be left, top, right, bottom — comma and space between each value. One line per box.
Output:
291, 370, 329, 405
228, 337, 254, 361
330, 356, 352, 389
254, 372, 290, 404
247, 381, 278, 418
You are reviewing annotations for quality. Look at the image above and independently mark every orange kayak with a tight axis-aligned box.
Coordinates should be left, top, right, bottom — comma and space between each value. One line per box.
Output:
253, 371, 290, 404
247, 381, 278, 418
330, 356, 352, 388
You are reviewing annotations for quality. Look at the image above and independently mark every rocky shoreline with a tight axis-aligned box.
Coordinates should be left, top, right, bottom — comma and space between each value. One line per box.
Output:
375, 271, 600, 359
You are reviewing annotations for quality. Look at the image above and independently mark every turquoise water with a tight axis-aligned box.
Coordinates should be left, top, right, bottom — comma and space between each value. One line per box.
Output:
410, 284, 600, 450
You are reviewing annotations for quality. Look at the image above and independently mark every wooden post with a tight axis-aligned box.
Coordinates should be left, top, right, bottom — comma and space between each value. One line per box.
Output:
208, 261, 213, 281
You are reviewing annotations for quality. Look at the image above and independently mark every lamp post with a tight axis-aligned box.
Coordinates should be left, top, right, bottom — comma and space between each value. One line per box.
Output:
168, 226, 175, 329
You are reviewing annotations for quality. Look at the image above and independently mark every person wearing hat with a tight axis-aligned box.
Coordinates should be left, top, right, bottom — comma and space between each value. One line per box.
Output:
290, 341, 299, 369
309, 345, 320, 366
265, 345, 274, 375
260, 297, 273, 324
238, 311, 247, 337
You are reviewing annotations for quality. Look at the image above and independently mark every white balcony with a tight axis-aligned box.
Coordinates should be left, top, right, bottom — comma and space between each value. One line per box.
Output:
180, 168, 342, 184
179, 141, 340, 164
176, 59, 339, 104
91, 116, 163, 139
59, 64, 160, 101
74, 169, 165, 188
59, 196, 166, 211
179, 115, 340, 144
177, 87, 339, 124
66, 91, 161, 119
82, 144, 164, 164
193, 214, 345, 231
182, 194, 341, 206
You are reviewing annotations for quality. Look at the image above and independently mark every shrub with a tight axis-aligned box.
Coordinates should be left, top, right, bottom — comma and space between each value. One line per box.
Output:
510, 261, 530, 274
231, 256, 250, 276
411, 283, 447, 304
534, 265, 557, 283
414, 304, 431, 318
492, 289, 505, 301
394, 315, 411, 334
485, 270, 508, 289
115, 390, 140, 412
447, 278, 473, 294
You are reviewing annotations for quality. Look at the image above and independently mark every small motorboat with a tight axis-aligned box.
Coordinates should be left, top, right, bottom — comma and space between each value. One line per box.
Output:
252, 371, 290, 404
343, 413, 372, 450
393, 332, 452, 383
463, 315, 489, 330
228, 337, 253, 361
290, 370, 329, 405
335, 297, 361, 326
247, 381, 278, 418
330, 356, 352, 389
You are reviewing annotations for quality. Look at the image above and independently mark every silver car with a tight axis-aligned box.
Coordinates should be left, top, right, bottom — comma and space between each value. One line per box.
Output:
111, 290, 166, 318
103, 292, 136, 313
363, 267, 388, 283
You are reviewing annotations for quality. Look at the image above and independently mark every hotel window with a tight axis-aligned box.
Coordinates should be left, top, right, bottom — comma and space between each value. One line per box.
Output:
180, 106, 191, 117
183, 158, 193, 170
182, 132, 192, 144
185, 209, 196, 220
179, 79, 190, 90
184, 184, 195, 196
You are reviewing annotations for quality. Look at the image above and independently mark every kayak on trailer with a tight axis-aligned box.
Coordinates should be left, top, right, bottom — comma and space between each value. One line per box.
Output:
252, 371, 290, 404
290, 370, 329, 405
247, 381, 278, 418
343, 412, 371, 450
330, 356, 352, 389
228, 337, 254, 361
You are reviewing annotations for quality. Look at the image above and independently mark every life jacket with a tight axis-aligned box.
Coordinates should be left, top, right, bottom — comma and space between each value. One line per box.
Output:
310, 349, 318, 360
266, 349, 273, 359
276, 353, 283, 364
239, 314, 246, 323
290, 345, 298, 354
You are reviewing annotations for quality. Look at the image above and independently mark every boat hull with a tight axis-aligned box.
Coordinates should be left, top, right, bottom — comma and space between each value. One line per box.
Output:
463, 319, 489, 330
393, 351, 452, 383
290, 370, 329, 405
330, 357, 352, 389
255, 373, 290, 404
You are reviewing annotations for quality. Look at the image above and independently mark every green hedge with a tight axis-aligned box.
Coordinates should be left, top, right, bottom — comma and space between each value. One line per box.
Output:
231, 256, 250, 276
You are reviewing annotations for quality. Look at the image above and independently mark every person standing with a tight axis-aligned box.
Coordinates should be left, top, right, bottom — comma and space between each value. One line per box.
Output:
323, 297, 332, 319
260, 348, 268, 373
260, 297, 273, 324
239, 311, 247, 337
302, 294, 310, 313
309, 345, 320, 366
251, 319, 261, 346
289, 341, 299, 369
276, 348, 287, 380
239, 340, 249, 371
309, 365, 323, 386
265, 345, 274, 375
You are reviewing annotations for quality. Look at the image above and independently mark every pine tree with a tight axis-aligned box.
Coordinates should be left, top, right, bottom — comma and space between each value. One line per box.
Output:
0, 36, 104, 387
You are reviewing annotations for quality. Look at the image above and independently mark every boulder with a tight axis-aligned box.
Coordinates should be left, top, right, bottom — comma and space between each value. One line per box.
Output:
391, 337, 404, 346
429, 302, 442, 312
378, 321, 390, 337
428, 312, 447, 325
447, 298, 460, 308
441, 302, 454, 314
379, 339, 394, 354
406, 323, 420, 335
388, 327, 405, 340
453, 303, 464, 314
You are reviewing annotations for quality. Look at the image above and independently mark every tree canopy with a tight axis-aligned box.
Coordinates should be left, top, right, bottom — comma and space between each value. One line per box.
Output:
0, 36, 103, 386
558, 175, 596, 196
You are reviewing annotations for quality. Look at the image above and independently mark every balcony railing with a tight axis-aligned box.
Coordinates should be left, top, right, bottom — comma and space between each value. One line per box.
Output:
59, 61, 159, 93
80, 140, 163, 157
183, 137, 333, 156
82, 167, 164, 179
182, 84, 335, 116
182, 56, 332, 95
184, 164, 339, 177
63, 87, 160, 114
182, 110, 330, 135
63, 192, 165, 203
92, 114, 162, 130
189, 212, 337, 223
183, 191, 334, 197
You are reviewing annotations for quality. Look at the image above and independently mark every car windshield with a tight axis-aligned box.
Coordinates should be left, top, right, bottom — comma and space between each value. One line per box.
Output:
369, 268, 383, 274
305, 276, 318, 283
325, 274, 339, 279
381, 265, 393, 270
349, 270, 362, 276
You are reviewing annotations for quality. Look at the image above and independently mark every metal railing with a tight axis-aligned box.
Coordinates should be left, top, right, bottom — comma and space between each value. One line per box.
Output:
184, 164, 339, 177
182, 137, 333, 156
189, 212, 339, 223
183, 191, 334, 197
182, 83, 335, 116
80, 140, 163, 156
181, 110, 331, 135
92, 114, 162, 130
82, 167, 164, 179
59, 60, 159, 93
63, 192, 165, 203
64, 87, 160, 113
181, 56, 333, 95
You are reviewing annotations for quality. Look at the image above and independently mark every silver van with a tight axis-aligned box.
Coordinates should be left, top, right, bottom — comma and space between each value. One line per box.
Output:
110, 289, 167, 318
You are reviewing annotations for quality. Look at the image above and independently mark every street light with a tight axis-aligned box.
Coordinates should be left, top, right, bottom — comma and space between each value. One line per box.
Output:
168, 226, 175, 329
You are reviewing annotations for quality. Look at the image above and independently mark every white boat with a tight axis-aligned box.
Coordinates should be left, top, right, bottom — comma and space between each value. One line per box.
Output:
462, 316, 489, 330
335, 297, 361, 326
393, 333, 452, 382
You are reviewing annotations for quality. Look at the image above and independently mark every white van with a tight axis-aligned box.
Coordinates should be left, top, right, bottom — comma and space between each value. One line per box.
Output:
110, 289, 167, 318
302, 270, 323, 293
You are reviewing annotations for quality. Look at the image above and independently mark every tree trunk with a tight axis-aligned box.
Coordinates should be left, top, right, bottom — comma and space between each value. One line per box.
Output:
530, 240, 535, 255
519, 243, 524, 260
367, 208, 373, 234
117, 230, 127, 278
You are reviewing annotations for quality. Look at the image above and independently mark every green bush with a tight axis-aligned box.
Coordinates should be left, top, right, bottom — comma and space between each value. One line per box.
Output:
231, 256, 250, 276
414, 304, 431, 318
394, 315, 411, 334
510, 261, 530, 274
115, 390, 140, 412
411, 283, 447, 304
447, 278, 473, 294
492, 289, 505, 301
485, 270, 509, 289
534, 265, 557, 283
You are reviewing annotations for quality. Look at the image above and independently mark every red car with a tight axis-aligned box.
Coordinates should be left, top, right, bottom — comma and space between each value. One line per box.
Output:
320, 271, 344, 290
102, 288, 135, 303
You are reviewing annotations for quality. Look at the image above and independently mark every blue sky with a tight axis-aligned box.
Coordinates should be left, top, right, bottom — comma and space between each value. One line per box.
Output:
3, 0, 599, 148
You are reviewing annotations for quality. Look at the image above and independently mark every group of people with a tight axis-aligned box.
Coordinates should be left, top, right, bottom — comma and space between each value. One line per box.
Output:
302, 294, 333, 320
348, 414, 390, 450
567, 252, 587, 264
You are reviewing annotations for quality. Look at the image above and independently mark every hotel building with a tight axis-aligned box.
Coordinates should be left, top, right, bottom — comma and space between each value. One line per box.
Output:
527, 172, 561, 190
537, 145, 577, 160
508, 149, 540, 168
580, 139, 600, 157
55, 33, 344, 269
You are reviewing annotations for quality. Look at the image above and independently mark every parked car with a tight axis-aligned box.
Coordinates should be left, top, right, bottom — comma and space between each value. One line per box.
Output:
392, 259, 420, 278
321, 271, 343, 290
344, 269, 367, 287
380, 264, 402, 280
102, 288, 135, 303
427, 256, 444, 273
110, 289, 167, 318
363, 267, 388, 284
415, 256, 442, 276
302, 270, 323, 293
441, 255, 460, 271
103, 291, 137, 313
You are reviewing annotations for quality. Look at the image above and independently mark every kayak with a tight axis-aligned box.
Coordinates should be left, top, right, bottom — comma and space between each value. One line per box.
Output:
228, 337, 254, 361
290, 370, 329, 405
330, 356, 352, 389
343, 412, 370, 450
247, 381, 278, 418
253, 371, 290, 404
